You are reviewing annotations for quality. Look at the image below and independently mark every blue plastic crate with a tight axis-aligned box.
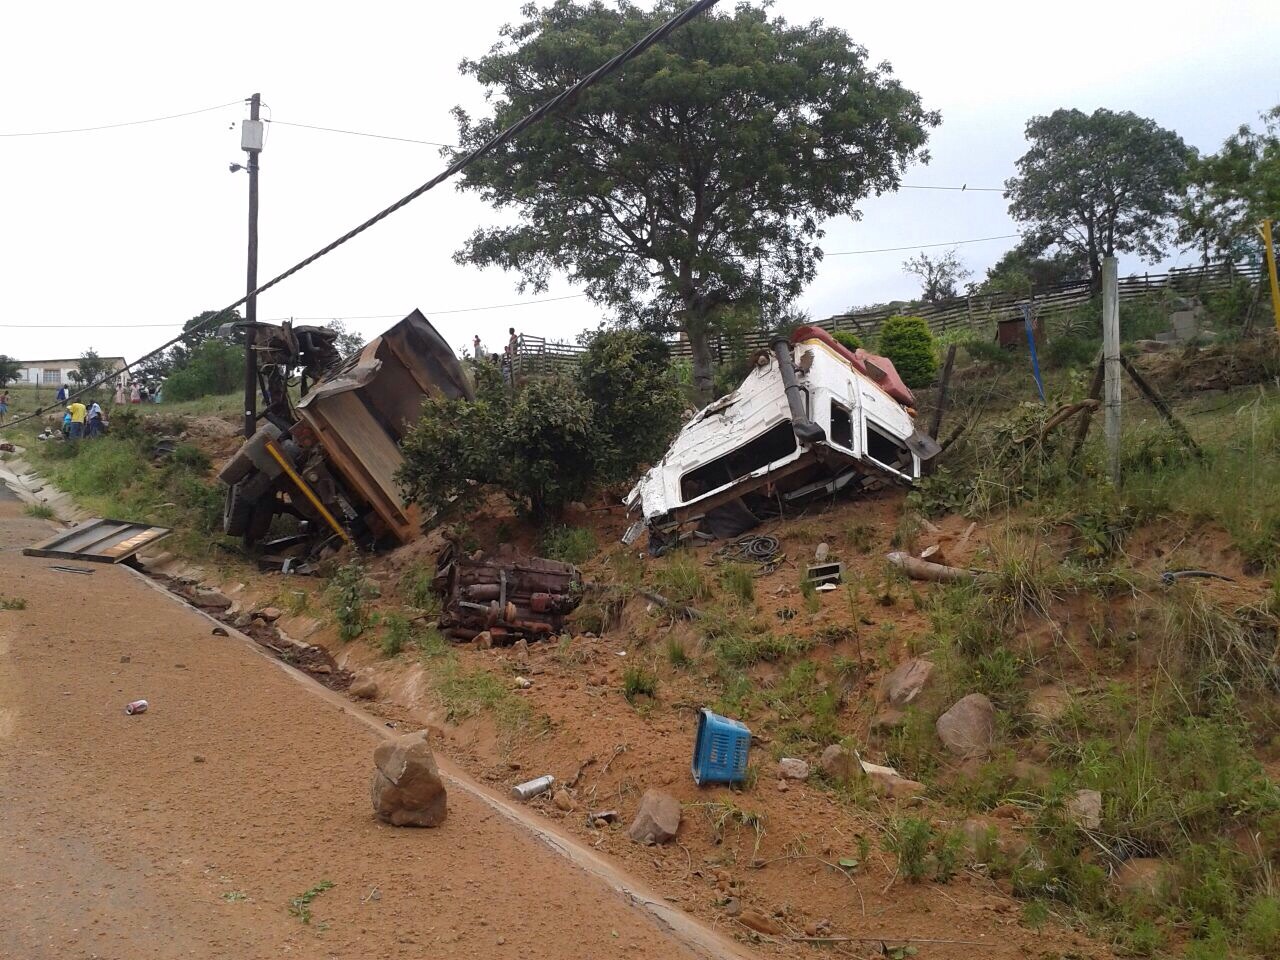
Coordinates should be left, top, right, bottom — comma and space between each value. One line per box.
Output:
692, 708, 751, 785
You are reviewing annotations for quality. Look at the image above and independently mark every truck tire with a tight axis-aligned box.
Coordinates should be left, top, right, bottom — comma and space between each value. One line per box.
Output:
223, 481, 253, 536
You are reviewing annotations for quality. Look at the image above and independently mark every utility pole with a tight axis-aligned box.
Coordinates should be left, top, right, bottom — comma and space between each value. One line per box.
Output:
241, 92, 263, 438
1260, 218, 1280, 338
1102, 256, 1121, 485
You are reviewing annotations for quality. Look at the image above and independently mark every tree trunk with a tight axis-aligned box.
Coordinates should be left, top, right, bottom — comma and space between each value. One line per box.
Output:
688, 325, 715, 407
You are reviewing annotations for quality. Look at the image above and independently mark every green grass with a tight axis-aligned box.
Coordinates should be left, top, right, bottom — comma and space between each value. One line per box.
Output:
539, 524, 597, 565
380, 613, 411, 657
397, 564, 440, 615
653, 551, 712, 605
621, 664, 658, 703
22, 503, 54, 519
327, 560, 375, 642
664, 634, 693, 668
0, 596, 27, 611
719, 563, 755, 603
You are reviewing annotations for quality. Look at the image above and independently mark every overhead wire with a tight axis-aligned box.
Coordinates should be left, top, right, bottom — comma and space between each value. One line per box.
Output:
0, 99, 243, 137
0, 0, 723, 431
824, 233, 1020, 257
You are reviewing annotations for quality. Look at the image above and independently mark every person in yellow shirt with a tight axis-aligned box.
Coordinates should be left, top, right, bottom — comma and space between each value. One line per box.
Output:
66, 402, 87, 440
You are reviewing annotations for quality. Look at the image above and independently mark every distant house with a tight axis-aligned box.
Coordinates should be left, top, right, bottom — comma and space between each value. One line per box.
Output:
15, 357, 127, 388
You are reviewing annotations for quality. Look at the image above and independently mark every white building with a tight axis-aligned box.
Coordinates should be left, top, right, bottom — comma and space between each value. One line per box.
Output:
15, 357, 127, 388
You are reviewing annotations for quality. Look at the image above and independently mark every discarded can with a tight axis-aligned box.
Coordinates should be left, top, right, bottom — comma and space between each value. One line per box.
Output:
511, 775, 554, 801
124, 699, 149, 715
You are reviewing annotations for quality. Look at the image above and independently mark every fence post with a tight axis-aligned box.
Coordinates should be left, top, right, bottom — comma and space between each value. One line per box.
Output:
1102, 257, 1122, 486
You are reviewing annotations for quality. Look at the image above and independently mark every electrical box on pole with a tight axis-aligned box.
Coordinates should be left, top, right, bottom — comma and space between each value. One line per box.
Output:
240, 119, 265, 153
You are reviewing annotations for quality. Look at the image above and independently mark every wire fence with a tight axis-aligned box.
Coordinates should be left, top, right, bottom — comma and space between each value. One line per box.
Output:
511, 260, 1263, 377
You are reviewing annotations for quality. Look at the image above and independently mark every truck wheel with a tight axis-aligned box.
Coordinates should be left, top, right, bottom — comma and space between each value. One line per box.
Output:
223, 481, 253, 536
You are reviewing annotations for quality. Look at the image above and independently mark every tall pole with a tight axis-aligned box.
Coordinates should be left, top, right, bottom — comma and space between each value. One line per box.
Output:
1102, 256, 1121, 485
1260, 218, 1280, 338
242, 92, 262, 438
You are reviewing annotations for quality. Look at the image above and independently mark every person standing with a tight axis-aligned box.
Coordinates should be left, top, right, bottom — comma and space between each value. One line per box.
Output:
87, 401, 104, 437
130, 382, 141, 404
0, 390, 9, 423
67, 401, 87, 440
473, 334, 483, 359
56, 384, 68, 404
114, 380, 126, 405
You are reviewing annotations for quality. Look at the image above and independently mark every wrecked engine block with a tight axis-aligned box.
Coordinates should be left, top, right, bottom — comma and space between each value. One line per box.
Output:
433, 544, 582, 644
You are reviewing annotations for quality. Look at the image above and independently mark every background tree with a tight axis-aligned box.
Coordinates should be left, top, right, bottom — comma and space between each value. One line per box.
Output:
69, 349, 117, 391
902, 249, 970, 303
162, 339, 243, 402
980, 238, 1088, 296
1005, 108, 1193, 291
1179, 105, 1280, 263
324, 320, 365, 358
450, 0, 937, 403
0, 355, 20, 387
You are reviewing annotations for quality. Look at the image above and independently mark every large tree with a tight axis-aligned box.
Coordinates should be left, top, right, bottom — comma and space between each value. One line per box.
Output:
1005, 108, 1192, 291
0, 355, 20, 387
450, 0, 937, 402
902, 249, 970, 303
979, 237, 1088, 296
1179, 105, 1280, 263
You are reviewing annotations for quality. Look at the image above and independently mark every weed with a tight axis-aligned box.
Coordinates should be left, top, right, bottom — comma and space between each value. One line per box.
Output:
622, 664, 658, 703
846, 521, 875, 554
434, 658, 534, 732
719, 563, 755, 604
288, 880, 334, 924
883, 816, 934, 883
280, 589, 311, 616
799, 576, 821, 614
1242, 893, 1280, 954
553, 633, 589, 667
713, 670, 756, 718
713, 630, 814, 669
540, 524, 597, 565
0, 596, 27, 611
1118, 918, 1164, 957
328, 560, 376, 641
654, 552, 712, 605
23, 503, 54, 519
883, 708, 940, 781
697, 801, 766, 858
762, 661, 842, 751
380, 613, 411, 657
664, 634, 693, 669
1021, 899, 1051, 930
397, 565, 440, 616
221, 890, 248, 902
891, 509, 922, 551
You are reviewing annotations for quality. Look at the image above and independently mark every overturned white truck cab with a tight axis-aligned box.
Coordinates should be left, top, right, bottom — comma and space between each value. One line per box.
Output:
626, 326, 942, 548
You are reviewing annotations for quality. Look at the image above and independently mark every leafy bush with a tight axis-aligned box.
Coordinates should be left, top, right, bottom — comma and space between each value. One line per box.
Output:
539, 525, 597, 564
877, 315, 938, 387
1042, 334, 1099, 370
831, 330, 862, 351
162, 339, 243, 401
328, 560, 376, 641
960, 336, 1014, 365
380, 613, 411, 656
576, 329, 683, 484
399, 331, 684, 523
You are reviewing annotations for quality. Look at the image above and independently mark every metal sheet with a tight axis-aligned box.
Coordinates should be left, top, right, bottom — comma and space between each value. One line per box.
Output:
23, 518, 172, 563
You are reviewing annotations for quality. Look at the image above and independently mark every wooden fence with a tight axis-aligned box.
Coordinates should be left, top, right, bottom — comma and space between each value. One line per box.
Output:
512, 261, 1262, 377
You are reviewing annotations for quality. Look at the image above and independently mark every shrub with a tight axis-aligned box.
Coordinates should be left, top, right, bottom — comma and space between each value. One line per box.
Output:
831, 330, 862, 351
162, 339, 242, 401
328, 560, 375, 641
665, 635, 693, 668
877, 315, 938, 387
622, 665, 657, 703
883, 816, 934, 882
654, 552, 711, 605
960, 336, 1014, 365
1042, 334, 1099, 370
539, 525, 596, 565
576, 329, 683, 484
380, 613, 411, 656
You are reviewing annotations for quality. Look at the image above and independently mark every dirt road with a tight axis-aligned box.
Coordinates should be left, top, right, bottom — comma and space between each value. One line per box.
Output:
0, 488, 734, 960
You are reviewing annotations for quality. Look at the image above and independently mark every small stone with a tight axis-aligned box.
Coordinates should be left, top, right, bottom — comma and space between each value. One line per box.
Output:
814, 542, 830, 562
776, 779, 789, 793
866, 769, 925, 800
935, 693, 996, 758
350, 677, 379, 700
193, 755, 206, 763
472, 631, 493, 650
722, 897, 742, 917
119, 655, 131, 663
257, 606, 282, 622
513, 639, 529, 656
739, 909, 784, 936
880, 658, 935, 708
552, 789, 574, 812
819, 744, 858, 783
777, 757, 810, 781
627, 789, 681, 845
211, 626, 229, 637
593, 818, 608, 829
1114, 858, 1177, 898
497, 936, 506, 946
370, 730, 448, 827
1067, 789, 1102, 831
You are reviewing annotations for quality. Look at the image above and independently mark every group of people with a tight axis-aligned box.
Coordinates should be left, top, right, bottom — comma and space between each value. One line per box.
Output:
472, 327, 523, 387
113, 381, 160, 405
52, 383, 123, 441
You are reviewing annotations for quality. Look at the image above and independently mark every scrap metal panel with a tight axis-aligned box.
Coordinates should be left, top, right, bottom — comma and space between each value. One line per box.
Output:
23, 518, 172, 563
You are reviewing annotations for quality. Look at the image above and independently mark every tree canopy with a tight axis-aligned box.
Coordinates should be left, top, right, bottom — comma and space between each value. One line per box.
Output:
902, 249, 970, 303
1180, 105, 1280, 263
980, 238, 1088, 296
451, 0, 937, 402
1005, 108, 1192, 290
0, 355, 20, 387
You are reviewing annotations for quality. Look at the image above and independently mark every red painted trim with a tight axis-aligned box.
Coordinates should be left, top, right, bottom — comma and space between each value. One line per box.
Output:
789, 325, 915, 406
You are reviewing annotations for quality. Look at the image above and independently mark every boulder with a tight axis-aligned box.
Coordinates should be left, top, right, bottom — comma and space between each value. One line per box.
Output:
370, 730, 447, 827
627, 789, 681, 845
1066, 789, 1102, 831
819, 744, 858, 784
880, 658, 935, 708
777, 758, 810, 781
935, 694, 996, 758
350, 676, 379, 700
552, 788, 575, 812
257, 606, 283, 623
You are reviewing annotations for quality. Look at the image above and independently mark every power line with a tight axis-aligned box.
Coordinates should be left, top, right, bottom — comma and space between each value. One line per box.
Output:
824, 233, 1020, 257
267, 118, 1006, 194
0, 294, 591, 329
265, 118, 452, 148
0, 99, 243, 137
0, 0, 722, 431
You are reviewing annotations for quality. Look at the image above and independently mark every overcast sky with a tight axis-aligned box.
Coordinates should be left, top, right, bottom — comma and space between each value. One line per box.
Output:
2, 0, 1276, 362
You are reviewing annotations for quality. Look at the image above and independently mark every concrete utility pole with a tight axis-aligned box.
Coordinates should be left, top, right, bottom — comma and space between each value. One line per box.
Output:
1260, 218, 1280, 338
242, 92, 263, 438
1102, 256, 1121, 485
